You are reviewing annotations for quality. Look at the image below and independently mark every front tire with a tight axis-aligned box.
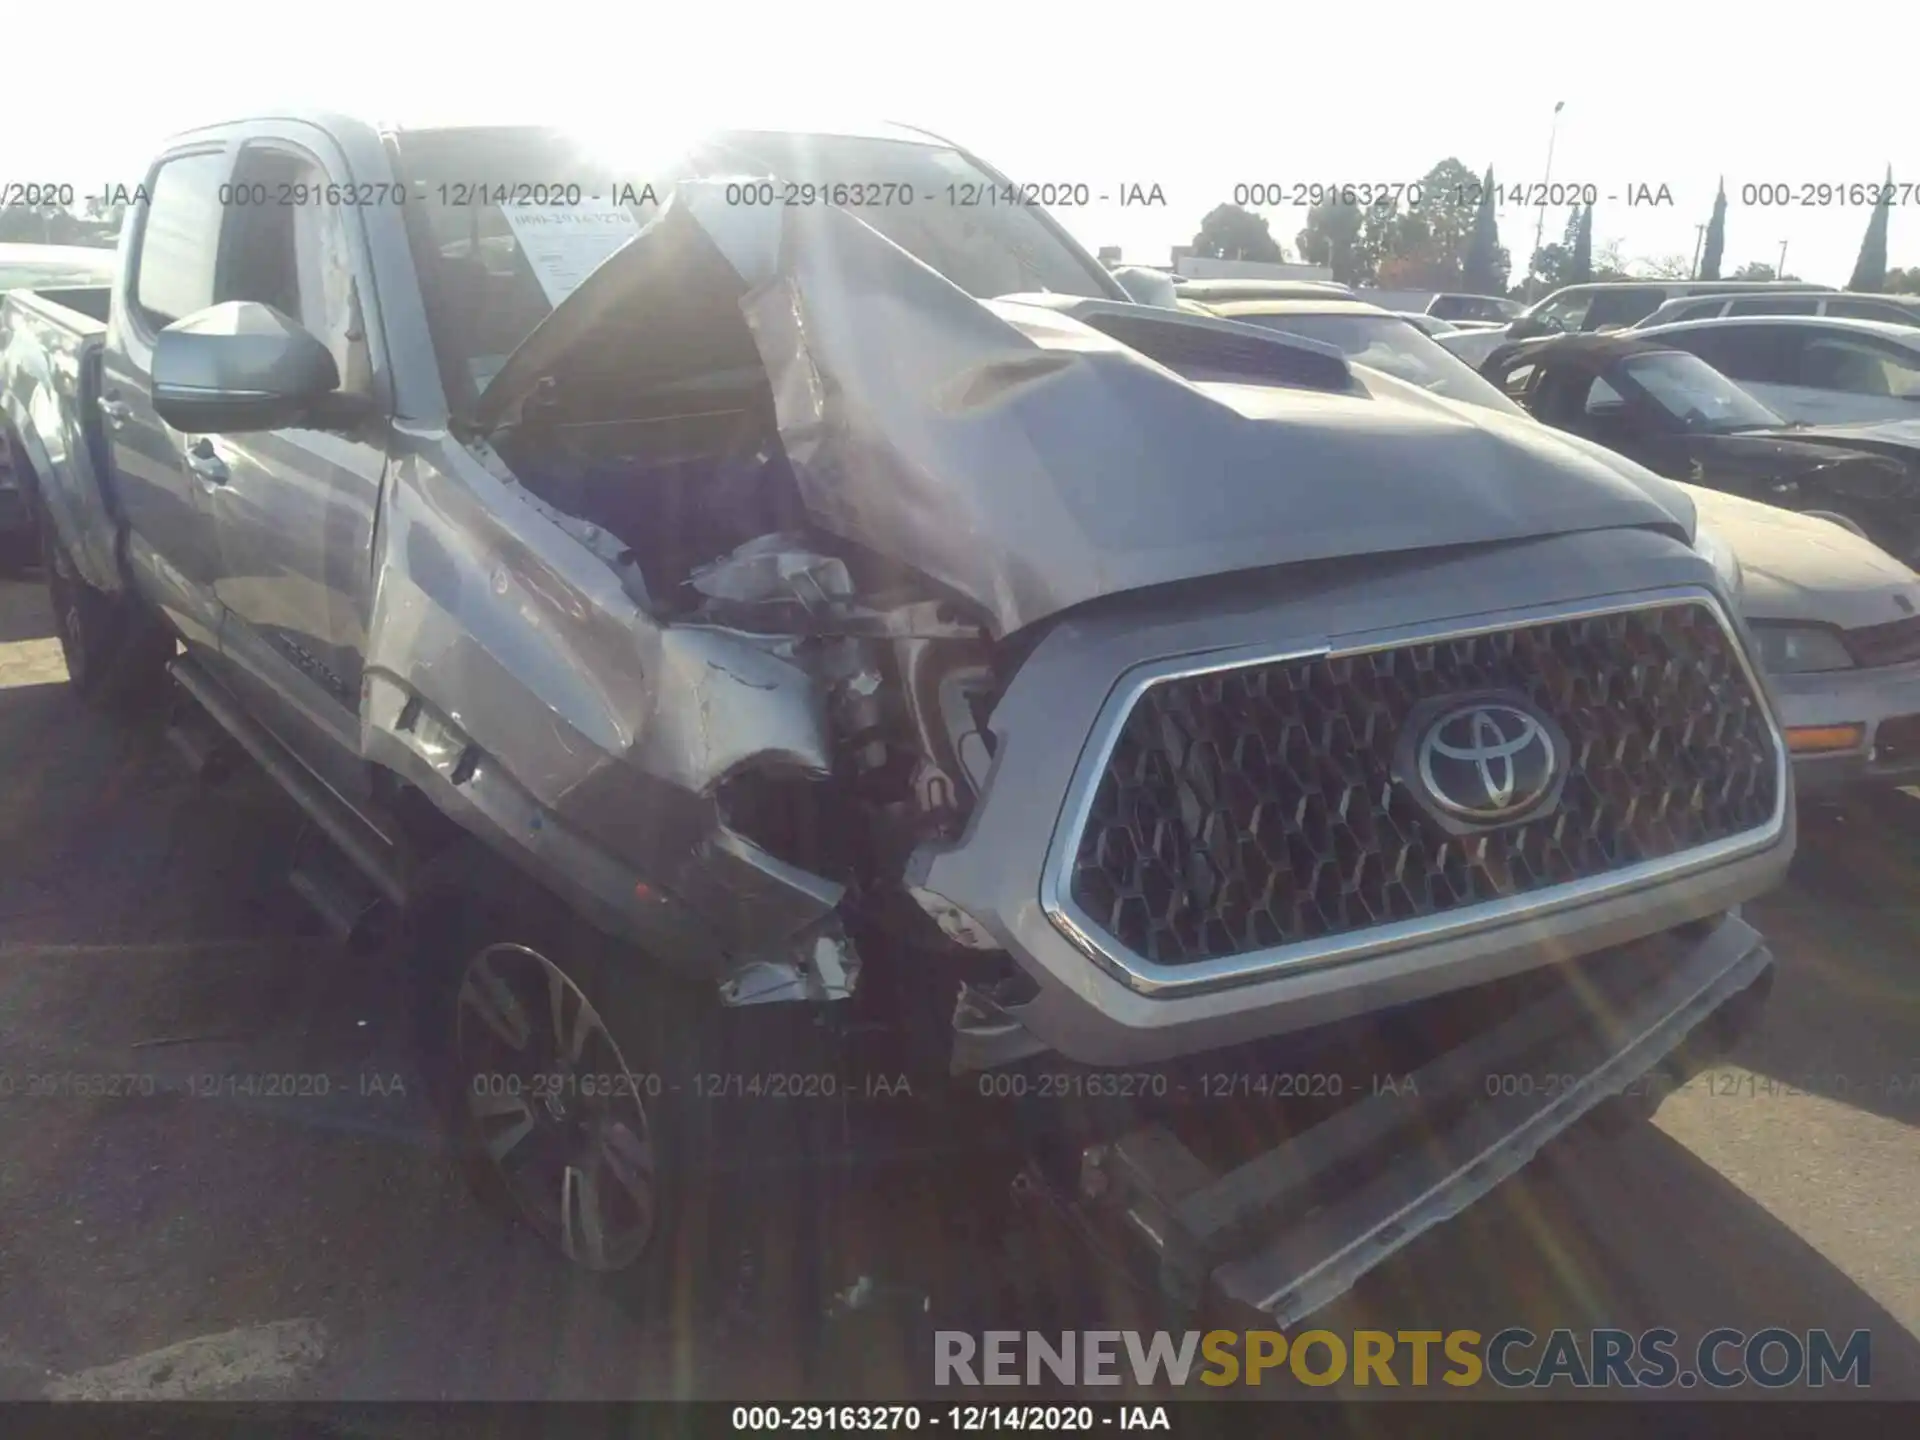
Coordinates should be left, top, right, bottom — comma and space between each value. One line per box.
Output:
406, 852, 842, 1314
409, 864, 703, 1290
39, 507, 172, 711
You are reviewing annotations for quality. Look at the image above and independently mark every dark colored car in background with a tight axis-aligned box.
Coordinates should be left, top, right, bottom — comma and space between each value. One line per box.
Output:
1482, 333, 1920, 562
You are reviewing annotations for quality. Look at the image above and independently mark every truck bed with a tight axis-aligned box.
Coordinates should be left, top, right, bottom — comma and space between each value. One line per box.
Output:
0, 284, 120, 593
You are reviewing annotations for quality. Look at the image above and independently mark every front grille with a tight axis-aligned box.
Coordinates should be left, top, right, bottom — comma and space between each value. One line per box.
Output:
1843, 614, 1920, 669
1066, 603, 1780, 969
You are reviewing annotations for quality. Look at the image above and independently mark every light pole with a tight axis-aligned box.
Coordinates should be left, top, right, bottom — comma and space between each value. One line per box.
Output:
1777, 239, 1789, 279
1530, 101, 1567, 289
1691, 224, 1706, 279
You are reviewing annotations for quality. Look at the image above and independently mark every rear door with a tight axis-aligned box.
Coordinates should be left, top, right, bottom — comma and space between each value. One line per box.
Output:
198, 126, 393, 800
101, 143, 236, 654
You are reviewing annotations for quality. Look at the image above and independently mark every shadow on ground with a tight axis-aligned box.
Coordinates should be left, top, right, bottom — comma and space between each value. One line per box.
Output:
0, 585, 1914, 1399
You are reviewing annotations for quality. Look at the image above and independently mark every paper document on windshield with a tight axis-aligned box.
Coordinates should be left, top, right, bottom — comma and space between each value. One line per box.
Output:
500, 202, 641, 307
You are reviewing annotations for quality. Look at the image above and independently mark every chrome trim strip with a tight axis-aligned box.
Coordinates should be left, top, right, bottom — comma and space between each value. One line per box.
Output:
1039, 588, 1790, 998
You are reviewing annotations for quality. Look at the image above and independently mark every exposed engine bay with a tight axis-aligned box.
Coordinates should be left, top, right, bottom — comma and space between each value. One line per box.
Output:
483, 368, 1015, 1040
452, 179, 1716, 1064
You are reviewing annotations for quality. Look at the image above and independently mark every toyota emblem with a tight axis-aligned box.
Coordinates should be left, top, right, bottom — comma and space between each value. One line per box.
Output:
1415, 701, 1559, 822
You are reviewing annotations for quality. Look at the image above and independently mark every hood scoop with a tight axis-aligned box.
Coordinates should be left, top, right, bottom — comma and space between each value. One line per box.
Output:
996, 294, 1356, 393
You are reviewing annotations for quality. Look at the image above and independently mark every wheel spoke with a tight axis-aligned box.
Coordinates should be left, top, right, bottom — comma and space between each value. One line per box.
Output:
560, 1162, 609, 1270
478, 1095, 536, 1163
598, 1120, 654, 1205
460, 952, 532, 1052
546, 964, 596, 1066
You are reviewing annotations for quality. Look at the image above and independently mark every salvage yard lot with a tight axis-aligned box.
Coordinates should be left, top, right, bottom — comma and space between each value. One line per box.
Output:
0, 573, 1915, 1401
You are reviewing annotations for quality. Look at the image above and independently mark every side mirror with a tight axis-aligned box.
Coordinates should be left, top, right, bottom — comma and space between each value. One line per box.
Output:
151, 301, 343, 434
1505, 314, 1544, 339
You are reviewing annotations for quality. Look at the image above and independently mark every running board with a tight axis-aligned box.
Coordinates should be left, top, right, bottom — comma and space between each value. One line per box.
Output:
168, 657, 410, 910
1079, 914, 1774, 1327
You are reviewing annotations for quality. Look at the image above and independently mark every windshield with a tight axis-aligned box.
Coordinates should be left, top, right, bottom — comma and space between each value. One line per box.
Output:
1619, 350, 1785, 432
1228, 312, 1529, 415
395, 126, 1111, 412
711, 133, 1112, 302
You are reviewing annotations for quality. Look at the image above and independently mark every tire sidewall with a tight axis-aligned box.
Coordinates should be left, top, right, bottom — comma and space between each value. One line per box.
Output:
405, 855, 727, 1301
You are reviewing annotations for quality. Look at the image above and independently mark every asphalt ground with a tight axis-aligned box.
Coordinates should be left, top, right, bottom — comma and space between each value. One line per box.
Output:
0, 573, 1915, 1404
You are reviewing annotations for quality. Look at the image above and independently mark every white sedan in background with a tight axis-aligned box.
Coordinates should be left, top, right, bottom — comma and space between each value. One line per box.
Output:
1635, 315, 1920, 426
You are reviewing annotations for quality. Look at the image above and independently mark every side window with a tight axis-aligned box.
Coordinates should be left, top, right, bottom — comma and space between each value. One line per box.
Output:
1688, 325, 1798, 384
1728, 296, 1818, 316
1584, 376, 1627, 414
1798, 336, 1920, 397
1534, 292, 1593, 332
1828, 298, 1911, 323
133, 152, 228, 330
1498, 361, 1537, 400
1674, 299, 1728, 321
1585, 288, 1664, 330
217, 147, 370, 394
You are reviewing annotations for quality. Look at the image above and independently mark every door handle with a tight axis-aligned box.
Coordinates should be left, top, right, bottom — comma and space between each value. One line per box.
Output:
98, 395, 132, 429
185, 437, 229, 487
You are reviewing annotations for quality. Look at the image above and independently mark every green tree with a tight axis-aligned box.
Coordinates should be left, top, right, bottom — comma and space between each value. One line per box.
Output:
1295, 198, 1368, 283
1411, 159, 1481, 266
1883, 265, 1920, 294
1699, 178, 1727, 280
1527, 243, 1570, 293
1849, 166, 1893, 291
1461, 166, 1507, 294
1191, 203, 1285, 263
1569, 204, 1594, 285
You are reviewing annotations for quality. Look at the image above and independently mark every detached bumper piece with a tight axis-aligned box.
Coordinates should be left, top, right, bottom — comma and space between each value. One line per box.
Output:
1074, 913, 1772, 1327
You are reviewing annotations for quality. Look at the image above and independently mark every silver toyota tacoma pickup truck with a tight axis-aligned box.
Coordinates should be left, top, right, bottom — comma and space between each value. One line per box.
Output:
1, 114, 1791, 1325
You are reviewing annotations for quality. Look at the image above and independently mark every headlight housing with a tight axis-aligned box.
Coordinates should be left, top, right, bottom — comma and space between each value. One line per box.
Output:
1691, 522, 1744, 606
1747, 622, 1855, 675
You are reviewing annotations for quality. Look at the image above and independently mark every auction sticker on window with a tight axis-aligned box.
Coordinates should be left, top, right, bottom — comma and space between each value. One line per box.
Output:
499, 202, 640, 307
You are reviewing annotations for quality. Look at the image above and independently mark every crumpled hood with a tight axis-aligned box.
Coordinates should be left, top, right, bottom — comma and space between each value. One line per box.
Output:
1682, 483, 1920, 628
481, 184, 1691, 637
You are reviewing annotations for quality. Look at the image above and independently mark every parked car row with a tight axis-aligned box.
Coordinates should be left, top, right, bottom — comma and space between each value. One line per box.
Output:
1180, 290, 1920, 797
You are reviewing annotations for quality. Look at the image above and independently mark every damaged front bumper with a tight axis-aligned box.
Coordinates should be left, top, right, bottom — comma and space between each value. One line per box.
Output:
909, 535, 1792, 1069
1071, 911, 1773, 1325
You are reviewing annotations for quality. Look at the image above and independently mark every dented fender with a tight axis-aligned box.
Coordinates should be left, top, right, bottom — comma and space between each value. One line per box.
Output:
359, 434, 841, 977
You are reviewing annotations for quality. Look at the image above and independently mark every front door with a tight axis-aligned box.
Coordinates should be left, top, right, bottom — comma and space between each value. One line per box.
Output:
199, 131, 392, 804
103, 145, 235, 657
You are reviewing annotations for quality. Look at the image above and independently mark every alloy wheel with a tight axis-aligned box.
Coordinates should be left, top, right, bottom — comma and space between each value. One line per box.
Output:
454, 942, 659, 1272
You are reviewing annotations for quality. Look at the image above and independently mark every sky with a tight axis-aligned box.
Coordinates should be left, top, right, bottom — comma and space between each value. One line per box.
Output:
3, 0, 1910, 288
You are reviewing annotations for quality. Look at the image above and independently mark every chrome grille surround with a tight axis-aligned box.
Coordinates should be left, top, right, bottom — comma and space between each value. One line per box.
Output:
1041, 591, 1788, 997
